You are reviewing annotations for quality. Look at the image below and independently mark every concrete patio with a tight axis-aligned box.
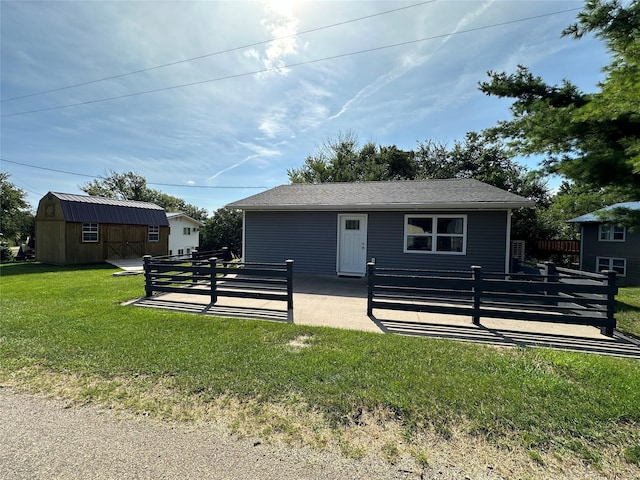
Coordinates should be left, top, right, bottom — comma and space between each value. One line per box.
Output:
129, 273, 640, 358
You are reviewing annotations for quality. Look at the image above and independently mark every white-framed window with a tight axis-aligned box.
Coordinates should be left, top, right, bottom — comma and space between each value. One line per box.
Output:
404, 214, 467, 254
597, 257, 626, 277
178, 248, 184, 255
148, 225, 159, 242
183, 227, 191, 235
82, 223, 98, 242
599, 224, 626, 242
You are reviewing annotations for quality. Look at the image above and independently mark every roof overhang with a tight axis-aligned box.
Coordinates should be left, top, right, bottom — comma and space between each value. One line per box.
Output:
233, 201, 534, 212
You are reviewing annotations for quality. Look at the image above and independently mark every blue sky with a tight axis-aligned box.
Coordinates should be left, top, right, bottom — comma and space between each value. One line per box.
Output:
1, 0, 609, 215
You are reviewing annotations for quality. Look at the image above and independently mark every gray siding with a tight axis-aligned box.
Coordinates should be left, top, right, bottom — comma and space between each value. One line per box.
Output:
244, 211, 338, 274
581, 224, 640, 286
244, 210, 509, 275
367, 211, 507, 272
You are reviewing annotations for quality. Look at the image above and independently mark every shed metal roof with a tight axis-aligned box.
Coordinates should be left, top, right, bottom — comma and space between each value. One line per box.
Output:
226, 179, 534, 211
568, 201, 640, 223
47, 192, 169, 226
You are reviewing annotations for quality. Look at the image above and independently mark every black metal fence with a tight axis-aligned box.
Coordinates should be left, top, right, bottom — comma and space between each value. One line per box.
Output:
143, 254, 294, 320
367, 262, 618, 336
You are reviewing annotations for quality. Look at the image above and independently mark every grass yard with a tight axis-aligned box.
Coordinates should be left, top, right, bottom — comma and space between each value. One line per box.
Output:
617, 286, 640, 337
1, 262, 639, 476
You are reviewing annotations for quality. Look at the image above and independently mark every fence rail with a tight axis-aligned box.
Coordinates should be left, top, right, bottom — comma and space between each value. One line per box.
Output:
367, 262, 617, 336
143, 254, 294, 320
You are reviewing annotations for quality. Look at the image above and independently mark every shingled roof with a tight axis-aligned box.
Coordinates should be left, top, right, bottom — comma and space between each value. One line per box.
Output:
46, 192, 169, 226
227, 179, 534, 211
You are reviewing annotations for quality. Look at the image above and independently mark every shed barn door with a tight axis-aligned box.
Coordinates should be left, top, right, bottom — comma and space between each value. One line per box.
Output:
124, 226, 145, 258
104, 226, 125, 259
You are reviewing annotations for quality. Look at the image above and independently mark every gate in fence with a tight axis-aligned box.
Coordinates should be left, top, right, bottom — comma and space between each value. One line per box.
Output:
143, 253, 294, 321
367, 262, 618, 336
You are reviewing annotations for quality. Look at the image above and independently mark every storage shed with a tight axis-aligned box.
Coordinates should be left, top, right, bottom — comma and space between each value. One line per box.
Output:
36, 192, 169, 265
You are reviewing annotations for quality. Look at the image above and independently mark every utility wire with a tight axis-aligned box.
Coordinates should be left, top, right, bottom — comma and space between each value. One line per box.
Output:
0, 158, 269, 188
1, 1, 437, 103
1, 7, 582, 118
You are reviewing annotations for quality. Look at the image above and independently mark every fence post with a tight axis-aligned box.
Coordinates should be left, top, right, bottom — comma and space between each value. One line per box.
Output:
286, 259, 294, 322
471, 265, 482, 325
143, 255, 153, 297
603, 270, 617, 337
543, 261, 559, 305
221, 247, 230, 277
210, 257, 218, 304
367, 261, 376, 316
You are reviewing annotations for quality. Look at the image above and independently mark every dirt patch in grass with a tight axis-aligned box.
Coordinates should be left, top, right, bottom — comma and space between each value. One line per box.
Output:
2, 367, 637, 480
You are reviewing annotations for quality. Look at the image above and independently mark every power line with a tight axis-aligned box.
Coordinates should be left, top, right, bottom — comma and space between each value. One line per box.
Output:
1, 1, 437, 103
0, 7, 582, 118
0, 158, 269, 189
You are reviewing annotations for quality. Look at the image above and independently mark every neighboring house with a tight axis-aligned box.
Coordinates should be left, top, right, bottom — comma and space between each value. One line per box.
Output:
226, 179, 533, 276
568, 201, 640, 286
35, 192, 169, 265
166, 212, 204, 257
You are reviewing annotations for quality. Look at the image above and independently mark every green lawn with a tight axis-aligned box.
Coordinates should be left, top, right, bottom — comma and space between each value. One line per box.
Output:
617, 286, 640, 337
1, 262, 639, 470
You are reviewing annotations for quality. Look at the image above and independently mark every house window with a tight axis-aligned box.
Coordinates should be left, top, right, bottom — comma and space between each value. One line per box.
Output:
148, 225, 160, 242
597, 257, 626, 276
82, 223, 98, 242
183, 227, 191, 235
599, 224, 626, 242
178, 248, 184, 255
404, 215, 466, 254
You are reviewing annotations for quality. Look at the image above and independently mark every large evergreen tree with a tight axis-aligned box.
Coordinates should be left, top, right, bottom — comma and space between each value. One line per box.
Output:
479, 0, 640, 197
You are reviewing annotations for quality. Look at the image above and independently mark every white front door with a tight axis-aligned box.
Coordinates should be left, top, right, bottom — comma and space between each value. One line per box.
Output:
337, 214, 367, 276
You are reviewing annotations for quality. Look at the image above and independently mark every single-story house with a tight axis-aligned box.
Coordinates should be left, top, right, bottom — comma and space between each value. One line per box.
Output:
568, 201, 640, 286
226, 179, 533, 276
35, 192, 169, 265
166, 212, 204, 257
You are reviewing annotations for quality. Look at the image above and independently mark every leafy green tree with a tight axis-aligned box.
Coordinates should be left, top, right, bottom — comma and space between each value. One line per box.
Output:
80, 170, 208, 221
479, 0, 640, 198
200, 208, 242, 256
0, 172, 34, 246
287, 131, 415, 183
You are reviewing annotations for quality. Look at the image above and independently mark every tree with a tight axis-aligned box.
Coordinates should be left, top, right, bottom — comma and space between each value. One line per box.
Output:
200, 208, 242, 256
80, 170, 208, 221
479, 0, 640, 198
287, 131, 415, 183
0, 172, 34, 246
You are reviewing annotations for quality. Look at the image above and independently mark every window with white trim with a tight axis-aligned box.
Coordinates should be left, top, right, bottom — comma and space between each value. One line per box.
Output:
597, 257, 626, 276
183, 227, 191, 235
82, 223, 98, 242
404, 215, 466, 254
599, 224, 626, 242
148, 225, 160, 242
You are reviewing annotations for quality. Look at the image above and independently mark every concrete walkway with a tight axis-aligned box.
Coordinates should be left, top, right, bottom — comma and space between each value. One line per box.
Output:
130, 274, 640, 358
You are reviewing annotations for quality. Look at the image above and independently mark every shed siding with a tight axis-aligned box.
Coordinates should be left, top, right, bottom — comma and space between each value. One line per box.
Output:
244, 211, 337, 274
244, 210, 508, 275
581, 224, 640, 286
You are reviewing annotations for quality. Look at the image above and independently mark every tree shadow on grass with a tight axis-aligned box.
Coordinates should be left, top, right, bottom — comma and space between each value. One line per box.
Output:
0, 262, 116, 277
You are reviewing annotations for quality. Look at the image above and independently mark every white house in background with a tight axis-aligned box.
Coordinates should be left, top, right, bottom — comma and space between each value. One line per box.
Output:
167, 212, 204, 257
